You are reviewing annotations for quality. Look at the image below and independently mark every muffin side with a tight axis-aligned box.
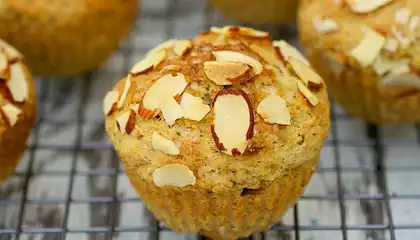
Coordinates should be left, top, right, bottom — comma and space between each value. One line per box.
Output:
105, 26, 330, 238
298, 0, 420, 123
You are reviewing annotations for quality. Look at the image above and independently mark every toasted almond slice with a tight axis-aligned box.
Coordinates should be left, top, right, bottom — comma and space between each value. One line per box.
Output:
289, 57, 323, 88
116, 110, 136, 134
345, 0, 393, 13
7, 63, 28, 103
211, 89, 254, 156
160, 97, 184, 126
380, 65, 420, 89
212, 51, 263, 75
103, 90, 120, 115
146, 39, 177, 56
210, 26, 224, 34
257, 95, 291, 125
0, 39, 22, 60
151, 131, 180, 155
409, 16, 420, 32
117, 75, 132, 108
350, 27, 385, 67
131, 103, 140, 112
298, 81, 319, 106
173, 40, 192, 56
152, 164, 196, 187
0, 103, 22, 126
313, 16, 339, 33
0, 52, 9, 80
372, 56, 410, 76
204, 61, 253, 85
226, 26, 270, 38
383, 38, 399, 52
395, 8, 411, 25
273, 40, 310, 66
161, 65, 182, 72
391, 26, 411, 49
180, 93, 211, 121
142, 73, 188, 111
249, 44, 289, 76
131, 51, 167, 75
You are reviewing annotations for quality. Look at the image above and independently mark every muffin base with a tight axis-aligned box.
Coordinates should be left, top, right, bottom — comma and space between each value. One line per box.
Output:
308, 51, 420, 124
124, 156, 318, 240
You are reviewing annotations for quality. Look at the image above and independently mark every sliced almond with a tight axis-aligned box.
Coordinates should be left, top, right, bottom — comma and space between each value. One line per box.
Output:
298, 81, 319, 106
173, 40, 192, 56
273, 40, 310, 66
131, 50, 167, 75
117, 75, 132, 108
146, 39, 177, 56
161, 65, 182, 72
313, 16, 339, 33
345, 0, 393, 13
116, 110, 136, 134
395, 8, 411, 25
0, 39, 22, 60
180, 93, 211, 121
391, 26, 411, 49
0, 103, 22, 126
203, 61, 253, 85
249, 44, 289, 76
152, 164, 196, 187
103, 90, 120, 115
212, 51, 263, 75
211, 89, 254, 156
0, 52, 9, 80
7, 63, 28, 103
289, 57, 323, 88
225, 26, 270, 38
383, 38, 399, 52
380, 65, 420, 89
350, 27, 385, 67
151, 131, 180, 155
372, 56, 410, 76
142, 73, 188, 111
257, 95, 291, 125
210, 26, 223, 34
409, 16, 420, 33
160, 97, 184, 126
131, 103, 140, 112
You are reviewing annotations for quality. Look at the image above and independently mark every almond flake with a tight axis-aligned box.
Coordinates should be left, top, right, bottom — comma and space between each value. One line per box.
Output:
249, 44, 289, 76
391, 26, 411, 49
131, 103, 140, 112
383, 38, 399, 52
180, 93, 211, 121
210, 26, 223, 34
142, 73, 188, 111
103, 90, 120, 115
116, 110, 136, 134
151, 131, 180, 155
289, 57, 323, 88
350, 27, 385, 67
146, 39, 177, 56
212, 51, 263, 75
117, 75, 132, 108
204, 61, 253, 85
273, 40, 310, 66
409, 16, 420, 32
159, 97, 184, 126
345, 0, 393, 13
161, 65, 181, 72
152, 164, 196, 187
225, 26, 270, 38
380, 65, 420, 89
211, 89, 254, 156
298, 81, 319, 106
7, 63, 28, 103
0, 103, 22, 126
131, 50, 167, 75
372, 56, 410, 76
394, 8, 411, 25
313, 16, 339, 33
173, 40, 192, 56
0, 39, 22, 60
257, 95, 291, 125
0, 52, 9, 80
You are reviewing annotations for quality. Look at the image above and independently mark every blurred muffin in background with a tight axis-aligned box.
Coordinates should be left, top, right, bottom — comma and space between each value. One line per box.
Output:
0, 39, 36, 182
299, 0, 420, 124
210, 0, 298, 24
0, 0, 138, 76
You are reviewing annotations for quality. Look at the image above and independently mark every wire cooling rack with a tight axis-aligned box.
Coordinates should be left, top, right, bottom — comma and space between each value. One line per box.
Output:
1, 0, 420, 239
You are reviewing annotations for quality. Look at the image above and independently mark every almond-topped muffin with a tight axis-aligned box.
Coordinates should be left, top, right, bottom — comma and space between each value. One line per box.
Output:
104, 26, 330, 239
299, 0, 420, 123
0, 0, 137, 76
0, 39, 36, 182
210, 0, 299, 24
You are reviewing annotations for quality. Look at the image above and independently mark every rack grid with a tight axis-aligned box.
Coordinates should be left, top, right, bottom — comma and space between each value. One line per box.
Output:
1, 0, 420, 239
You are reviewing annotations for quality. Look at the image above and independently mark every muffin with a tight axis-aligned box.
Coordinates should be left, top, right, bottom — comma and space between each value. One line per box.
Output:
0, 39, 36, 182
0, 0, 137, 76
104, 26, 329, 239
299, 0, 420, 123
210, 0, 298, 24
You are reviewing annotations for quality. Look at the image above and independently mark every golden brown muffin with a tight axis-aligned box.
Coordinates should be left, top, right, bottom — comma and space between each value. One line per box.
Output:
299, 0, 420, 124
0, 0, 137, 76
0, 39, 36, 182
210, 0, 298, 24
104, 26, 330, 239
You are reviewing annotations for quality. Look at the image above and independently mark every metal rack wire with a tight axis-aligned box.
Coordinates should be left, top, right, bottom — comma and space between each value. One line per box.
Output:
1, 0, 420, 239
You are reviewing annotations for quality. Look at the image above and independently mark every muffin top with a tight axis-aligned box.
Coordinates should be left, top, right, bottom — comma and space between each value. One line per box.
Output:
299, 0, 420, 88
0, 39, 36, 136
105, 26, 330, 193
